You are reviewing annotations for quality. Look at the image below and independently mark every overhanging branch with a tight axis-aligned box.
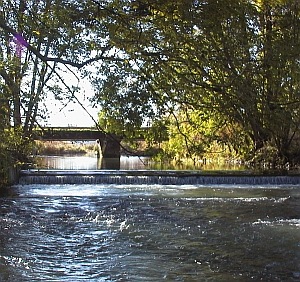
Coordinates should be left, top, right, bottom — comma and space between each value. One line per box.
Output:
0, 18, 122, 68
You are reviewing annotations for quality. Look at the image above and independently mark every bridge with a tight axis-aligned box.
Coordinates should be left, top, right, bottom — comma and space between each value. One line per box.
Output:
33, 127, 122, 158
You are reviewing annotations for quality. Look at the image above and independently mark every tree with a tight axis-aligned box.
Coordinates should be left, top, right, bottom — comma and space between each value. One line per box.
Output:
90, 0, 300, 166
0, 0, 120, 185
1, 0, 300, 171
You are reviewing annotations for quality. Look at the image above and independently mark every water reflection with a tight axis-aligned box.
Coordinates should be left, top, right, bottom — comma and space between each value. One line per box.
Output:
34, 155, 247, 171
35, 155, 149, 170
99, 157, 120, 169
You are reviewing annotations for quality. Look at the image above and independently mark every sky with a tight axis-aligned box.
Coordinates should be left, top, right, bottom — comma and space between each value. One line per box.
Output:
10, 31, 101, 128
45, 93, 99, 127
41, 71, 99, 128
45, 100, 99, 127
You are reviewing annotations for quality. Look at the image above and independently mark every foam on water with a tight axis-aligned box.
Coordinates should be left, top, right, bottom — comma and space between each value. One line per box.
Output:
4, 167, 300, 281
19, 169, 300, 185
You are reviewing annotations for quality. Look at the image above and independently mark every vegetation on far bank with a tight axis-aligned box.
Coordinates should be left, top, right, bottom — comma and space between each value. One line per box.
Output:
35, 141, 97, 156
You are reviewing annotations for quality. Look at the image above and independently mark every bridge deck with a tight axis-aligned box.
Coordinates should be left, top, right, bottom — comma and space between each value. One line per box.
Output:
34, 127, 107, 141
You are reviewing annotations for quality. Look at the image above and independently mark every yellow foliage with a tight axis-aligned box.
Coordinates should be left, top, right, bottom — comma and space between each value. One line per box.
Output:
254, 0, 285, 9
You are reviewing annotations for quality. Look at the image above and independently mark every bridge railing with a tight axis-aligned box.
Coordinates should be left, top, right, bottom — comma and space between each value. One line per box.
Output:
33, 127, 106, 141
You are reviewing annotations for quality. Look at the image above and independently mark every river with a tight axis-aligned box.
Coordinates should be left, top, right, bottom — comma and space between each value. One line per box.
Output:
0, 156, 299, 281
33, 155, 247, 171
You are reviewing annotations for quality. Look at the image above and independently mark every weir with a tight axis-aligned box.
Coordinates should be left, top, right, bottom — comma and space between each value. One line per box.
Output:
19, 169, 300, 185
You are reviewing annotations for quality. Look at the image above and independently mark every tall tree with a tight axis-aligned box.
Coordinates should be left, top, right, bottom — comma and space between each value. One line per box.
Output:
91, 0, 300, 165
0, 0, 114, 182
0, 0, 119, 134
1, 0, 300, 168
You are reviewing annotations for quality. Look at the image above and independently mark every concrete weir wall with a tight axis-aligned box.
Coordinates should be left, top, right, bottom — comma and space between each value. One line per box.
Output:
18, 170, 300, 185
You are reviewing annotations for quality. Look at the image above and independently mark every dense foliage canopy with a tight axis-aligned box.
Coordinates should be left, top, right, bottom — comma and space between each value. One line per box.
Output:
1, 0, 300, 185
91, 0, 300, 166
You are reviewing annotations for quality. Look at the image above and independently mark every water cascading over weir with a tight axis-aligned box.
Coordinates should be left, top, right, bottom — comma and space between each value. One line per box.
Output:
18, 170, 300, 185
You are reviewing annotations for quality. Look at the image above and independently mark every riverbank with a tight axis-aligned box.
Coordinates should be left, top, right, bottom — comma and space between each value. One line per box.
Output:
33, 141, 300, 173
34, 141, 96, 155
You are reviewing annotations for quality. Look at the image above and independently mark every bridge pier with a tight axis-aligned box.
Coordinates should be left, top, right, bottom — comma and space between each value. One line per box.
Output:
96, 135, 122, 158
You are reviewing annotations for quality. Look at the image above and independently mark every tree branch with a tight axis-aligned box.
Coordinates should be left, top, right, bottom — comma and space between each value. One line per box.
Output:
0, 17, 122, 68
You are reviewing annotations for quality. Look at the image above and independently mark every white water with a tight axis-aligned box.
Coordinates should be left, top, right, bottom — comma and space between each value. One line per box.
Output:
0, 183, 299, 281
3, 156, 299, 281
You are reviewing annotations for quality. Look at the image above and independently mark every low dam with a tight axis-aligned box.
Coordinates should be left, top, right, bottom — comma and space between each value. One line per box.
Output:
19, 169, 300, 185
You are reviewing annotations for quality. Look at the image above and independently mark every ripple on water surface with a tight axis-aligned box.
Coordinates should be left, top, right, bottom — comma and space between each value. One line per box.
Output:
0, 183, 299, 281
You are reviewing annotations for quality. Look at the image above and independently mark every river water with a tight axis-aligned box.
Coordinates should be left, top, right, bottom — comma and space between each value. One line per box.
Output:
34, 155, 247, 171
1, 156, 300, 281
1, 183, 300, 281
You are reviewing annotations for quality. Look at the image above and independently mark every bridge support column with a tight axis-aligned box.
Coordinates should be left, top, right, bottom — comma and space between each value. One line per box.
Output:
96, 135, 122, 158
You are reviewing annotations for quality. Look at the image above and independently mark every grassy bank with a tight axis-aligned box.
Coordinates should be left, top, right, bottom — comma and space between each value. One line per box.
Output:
34, 141, 97, 155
